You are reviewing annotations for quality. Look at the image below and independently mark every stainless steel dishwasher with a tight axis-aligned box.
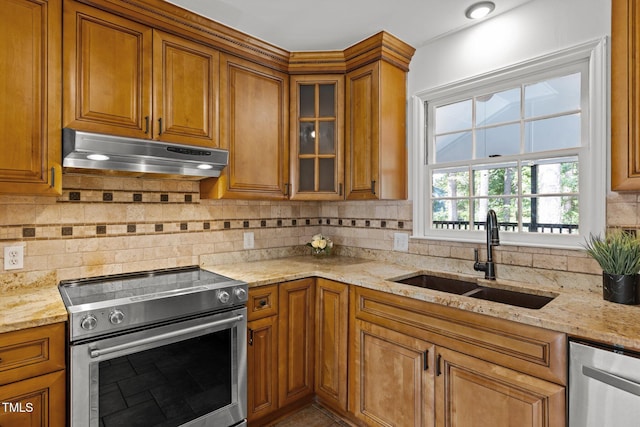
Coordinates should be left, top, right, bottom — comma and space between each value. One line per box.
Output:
569, 340, 640, 426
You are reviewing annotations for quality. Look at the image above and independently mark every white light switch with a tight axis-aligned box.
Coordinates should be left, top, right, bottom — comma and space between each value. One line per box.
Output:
243, 232, 255, 249
393, 233, 409, 252
4, 245, 24, 270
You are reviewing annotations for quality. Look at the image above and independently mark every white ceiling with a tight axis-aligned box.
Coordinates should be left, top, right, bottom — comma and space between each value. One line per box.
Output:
166, 0, 534, 52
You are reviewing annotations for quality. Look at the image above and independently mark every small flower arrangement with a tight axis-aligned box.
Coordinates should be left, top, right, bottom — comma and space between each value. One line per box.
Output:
307, 233, 333, 256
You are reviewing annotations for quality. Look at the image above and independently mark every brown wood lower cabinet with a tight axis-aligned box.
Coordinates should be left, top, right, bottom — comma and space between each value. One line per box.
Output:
350, 319, 435, 427
314, 279, 349, 412
247, 279, 316, 426
349, 286, 567, 427
248, 281, 567, 427
247, 315, 279, 423
0, 323, 66, 427
435, 347, 565, 427
278, 279, 315, 408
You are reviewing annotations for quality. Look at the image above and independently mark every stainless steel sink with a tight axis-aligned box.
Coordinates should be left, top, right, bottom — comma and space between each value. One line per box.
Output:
394, 274, 479, 295
392, 274, 555, 309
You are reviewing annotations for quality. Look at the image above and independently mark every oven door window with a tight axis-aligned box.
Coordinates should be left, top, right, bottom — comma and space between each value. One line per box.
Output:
98, 329, 232, 427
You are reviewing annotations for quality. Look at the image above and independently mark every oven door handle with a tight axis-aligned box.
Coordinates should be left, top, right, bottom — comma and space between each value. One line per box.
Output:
89, 314, 244, 358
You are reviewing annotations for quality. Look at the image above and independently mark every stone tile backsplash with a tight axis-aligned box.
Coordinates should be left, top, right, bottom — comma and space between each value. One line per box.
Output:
1, 173, 634, 292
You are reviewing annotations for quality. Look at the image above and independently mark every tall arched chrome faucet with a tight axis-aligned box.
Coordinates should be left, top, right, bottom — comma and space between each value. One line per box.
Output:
473, 209, 500, 280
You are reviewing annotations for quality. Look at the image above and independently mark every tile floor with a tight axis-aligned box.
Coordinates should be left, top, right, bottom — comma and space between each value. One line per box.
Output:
268, 403, 351, 427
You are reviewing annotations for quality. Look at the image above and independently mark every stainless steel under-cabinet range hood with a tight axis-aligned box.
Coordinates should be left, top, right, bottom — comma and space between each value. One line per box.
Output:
62, 128, 228, 178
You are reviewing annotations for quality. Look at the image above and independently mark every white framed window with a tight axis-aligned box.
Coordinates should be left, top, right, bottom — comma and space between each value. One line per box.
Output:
411, 39, 607, 249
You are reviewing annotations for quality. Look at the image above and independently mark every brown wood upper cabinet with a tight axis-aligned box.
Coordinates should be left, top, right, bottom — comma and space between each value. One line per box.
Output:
0, 0, 62, 195
345, 60, 408, 200
63, 0, 219, 148
288, 32, 414, 201
200, 54, 289, 199
611, 0, 640, 190
289, 75, 344, 200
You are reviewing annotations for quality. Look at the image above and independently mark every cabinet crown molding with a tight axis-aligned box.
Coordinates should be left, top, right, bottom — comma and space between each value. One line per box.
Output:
70, 0, 415, 73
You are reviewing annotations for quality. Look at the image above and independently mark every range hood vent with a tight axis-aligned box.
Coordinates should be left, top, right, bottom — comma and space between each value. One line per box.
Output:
62, 128, 228, 178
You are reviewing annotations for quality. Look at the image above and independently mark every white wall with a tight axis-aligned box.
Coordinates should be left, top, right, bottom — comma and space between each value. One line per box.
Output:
408, 0, 611, 95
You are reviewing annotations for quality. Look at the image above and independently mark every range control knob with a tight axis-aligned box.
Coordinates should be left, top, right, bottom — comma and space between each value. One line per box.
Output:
218, 290, 230, 304
109, 309, 125, 325
80, 314, 98, 330
234, 287, 247, 302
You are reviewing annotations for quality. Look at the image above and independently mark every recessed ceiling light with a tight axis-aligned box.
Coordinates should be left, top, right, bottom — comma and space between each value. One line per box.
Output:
197, 164, 213, 170
86, 154, 110, 161
465, 1, 496, 19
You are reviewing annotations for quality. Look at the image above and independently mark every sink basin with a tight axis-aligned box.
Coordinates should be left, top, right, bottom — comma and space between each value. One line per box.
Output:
466, 287, 554, 309
394, 274, 479, 295
392, 274, 555, 309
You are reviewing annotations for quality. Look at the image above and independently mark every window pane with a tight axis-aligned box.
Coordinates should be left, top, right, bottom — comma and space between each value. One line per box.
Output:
435, 100, 472, 134
522, 157, 579, 195
525, 73, 581, 118
435, 132, 472, 162
525, 114, 580, 152
319, 84, 335, 117
432, 169, 469, 197
475, 124, 521, 158
300, 84, 315, 118
474, 198, 518, 230
476, 88, 520, 126
318, 121, 335, 154
522, 196, 579, 234
432, 199, 469, 227
473, 163, 518, 197
299, 122, 315, 154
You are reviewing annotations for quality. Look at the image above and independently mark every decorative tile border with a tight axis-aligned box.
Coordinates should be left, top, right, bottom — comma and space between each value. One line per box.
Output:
58, 189, 200, 204
0, 216, 409, 242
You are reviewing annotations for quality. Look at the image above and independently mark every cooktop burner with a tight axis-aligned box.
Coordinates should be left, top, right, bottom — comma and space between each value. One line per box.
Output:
59, 266, 248, 342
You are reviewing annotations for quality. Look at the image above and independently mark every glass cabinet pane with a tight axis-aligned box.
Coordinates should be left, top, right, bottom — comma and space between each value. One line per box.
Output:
300, 84, 315, 118
319, 158, 335, 191
318, 122, 335, 154
319, 84, 335, 117
299, 122, 315, 154
299, 158, 315, 191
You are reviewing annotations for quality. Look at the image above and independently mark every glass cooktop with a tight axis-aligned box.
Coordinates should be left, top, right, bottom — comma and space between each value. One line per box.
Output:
58, 266, 239, 307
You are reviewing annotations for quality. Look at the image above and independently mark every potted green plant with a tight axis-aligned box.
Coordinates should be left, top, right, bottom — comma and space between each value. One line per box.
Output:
584, 230, 640, 305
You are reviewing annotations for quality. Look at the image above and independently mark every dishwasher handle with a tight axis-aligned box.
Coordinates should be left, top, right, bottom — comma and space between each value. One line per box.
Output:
583, 365, 640, 397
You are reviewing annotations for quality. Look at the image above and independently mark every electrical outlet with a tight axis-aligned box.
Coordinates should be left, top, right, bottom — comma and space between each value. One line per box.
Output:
4, 245, 24, 270
393, 233, 409, 252
243, 232, 255, 250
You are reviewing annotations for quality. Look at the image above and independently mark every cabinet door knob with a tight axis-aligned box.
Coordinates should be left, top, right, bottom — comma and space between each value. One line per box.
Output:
248, 328, 254, 346
158, 118, 163, 135
144, 116, 150, 134
371, 180, 376, 195
436, 354, 442, 376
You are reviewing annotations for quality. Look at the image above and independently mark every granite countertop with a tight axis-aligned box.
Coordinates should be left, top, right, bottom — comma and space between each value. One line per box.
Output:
3, 255, 639, 352
204, 255, 640, 351
0, 277, 68, 334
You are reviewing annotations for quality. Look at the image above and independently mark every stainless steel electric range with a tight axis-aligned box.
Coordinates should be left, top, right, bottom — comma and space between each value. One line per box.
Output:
58, 266, 248, 427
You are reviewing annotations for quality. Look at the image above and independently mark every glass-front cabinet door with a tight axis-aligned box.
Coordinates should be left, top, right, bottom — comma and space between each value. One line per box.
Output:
290, 75, 344, 200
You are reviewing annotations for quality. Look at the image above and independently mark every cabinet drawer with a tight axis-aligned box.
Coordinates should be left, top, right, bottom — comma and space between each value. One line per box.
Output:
0, 323, 65, 386
247, 285, 278, 321
352, 286, 567, 386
